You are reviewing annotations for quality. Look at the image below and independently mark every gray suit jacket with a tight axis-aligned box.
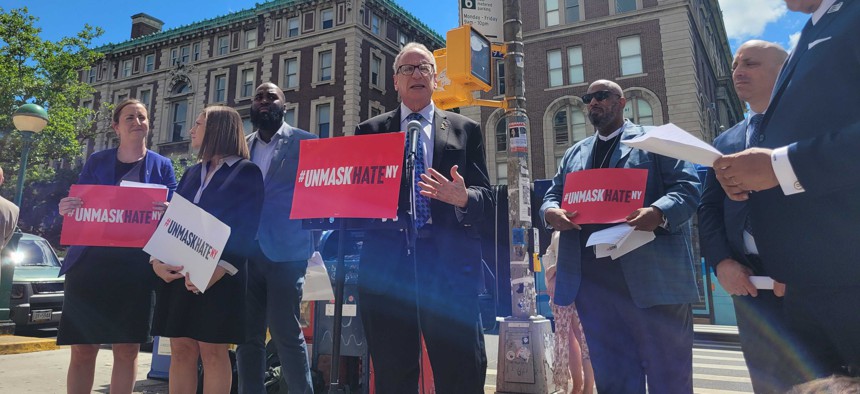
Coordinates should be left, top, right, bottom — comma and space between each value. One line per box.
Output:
0, 196, 19, 250
540, 121, 701, 308
246, 123, 317, 262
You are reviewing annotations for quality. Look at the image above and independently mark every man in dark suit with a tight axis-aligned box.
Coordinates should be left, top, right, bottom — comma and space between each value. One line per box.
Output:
714, 0, 860, 379
699, 40, 805, 392
236, 83, 317, 394
541, 79, 701, 394
354, 43, 493, 394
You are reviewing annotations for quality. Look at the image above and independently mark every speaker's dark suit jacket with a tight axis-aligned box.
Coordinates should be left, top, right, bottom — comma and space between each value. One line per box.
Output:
751, 0, 860, 287
700, 118, 803, 392
354, 108, 493, 295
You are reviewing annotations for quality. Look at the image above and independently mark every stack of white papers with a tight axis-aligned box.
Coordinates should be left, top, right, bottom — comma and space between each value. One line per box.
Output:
120, 180, 169, 189
586, 224, 655, 260
621, 123, 723, 166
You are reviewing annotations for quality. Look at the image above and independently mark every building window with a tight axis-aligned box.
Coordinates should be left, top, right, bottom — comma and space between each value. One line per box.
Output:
370, 53, 382, 89
283, 57, 299, 89
553, 106, 587, 162
284, 106, 296, 126
321, 8, 334, 29
398, 31, 409, 48
245, 29, 257, 49
288, 17, 300, 37
370, 106, 382, 117
214, 75, 227, 103
371, 14, 381, 35
117, 93, 128, 102
316, 103, 331, 138
547, 50, 563, 87
144, 54, 155, 72
495, 117, 507, 152
319, 50, 332, 82
624, 97, 654, 125
545, 0, 560, 26
567, 46, 584, 84
138, 90, 151, 108
172, 101, 188, 142
87, 68, 96, 83
193, 43, 201, 61
616, 0, 637, 13
170, 48, 179, 66
243, 117, 254, 135
274, 18, 283, 39
180, 45, 190, 64
565, 0, 581, 23
122, 60, 132, 77
218, 35, 230, 55
618, 35, 642, 76
496, 60, 505, 95
240, 68, 255, 98
496, 162, 508, 185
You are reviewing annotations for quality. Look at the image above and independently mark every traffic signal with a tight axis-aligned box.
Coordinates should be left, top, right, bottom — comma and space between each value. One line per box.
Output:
433, 25, 494, 110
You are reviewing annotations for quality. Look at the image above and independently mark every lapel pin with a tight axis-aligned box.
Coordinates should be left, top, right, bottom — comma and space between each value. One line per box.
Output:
828, 2, 842, 13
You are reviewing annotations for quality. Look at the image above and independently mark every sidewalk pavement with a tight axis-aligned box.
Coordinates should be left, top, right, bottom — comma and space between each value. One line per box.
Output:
0, 324, 740, 393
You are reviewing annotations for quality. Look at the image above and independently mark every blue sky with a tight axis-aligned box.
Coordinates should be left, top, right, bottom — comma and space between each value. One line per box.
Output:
5, 0, 806, 56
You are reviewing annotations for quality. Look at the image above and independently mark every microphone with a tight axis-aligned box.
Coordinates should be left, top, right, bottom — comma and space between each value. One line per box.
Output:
406, 120, 422, 158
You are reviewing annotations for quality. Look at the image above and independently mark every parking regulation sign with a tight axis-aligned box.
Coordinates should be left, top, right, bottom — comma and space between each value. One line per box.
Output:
460, 0, 503, 43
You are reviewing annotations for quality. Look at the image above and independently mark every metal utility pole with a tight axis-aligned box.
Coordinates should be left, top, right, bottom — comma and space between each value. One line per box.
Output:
495, 0, 555, 393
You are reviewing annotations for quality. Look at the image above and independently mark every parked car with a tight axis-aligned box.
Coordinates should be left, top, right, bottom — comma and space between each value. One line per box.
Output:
7, 233, 64, 330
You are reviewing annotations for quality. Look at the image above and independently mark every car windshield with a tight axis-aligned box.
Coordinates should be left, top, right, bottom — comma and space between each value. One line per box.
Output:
10, 239, 61, 268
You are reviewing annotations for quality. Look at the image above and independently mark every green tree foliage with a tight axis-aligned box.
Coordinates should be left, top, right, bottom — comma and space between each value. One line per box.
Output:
0, 7, 105, 241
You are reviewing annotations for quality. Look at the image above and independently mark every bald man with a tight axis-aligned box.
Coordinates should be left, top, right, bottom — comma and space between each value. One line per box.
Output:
541, 79, 701, 393
0, 167, 20, 250
713, 0, 860, 380
699, 40, 806, 392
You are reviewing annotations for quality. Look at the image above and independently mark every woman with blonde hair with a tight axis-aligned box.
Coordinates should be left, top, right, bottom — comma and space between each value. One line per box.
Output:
150, 106, 263, 393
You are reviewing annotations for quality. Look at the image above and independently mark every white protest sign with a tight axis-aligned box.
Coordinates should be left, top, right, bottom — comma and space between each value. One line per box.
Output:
144, 194, 231, 294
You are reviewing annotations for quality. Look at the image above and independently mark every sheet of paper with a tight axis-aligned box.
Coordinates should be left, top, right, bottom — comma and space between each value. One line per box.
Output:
587, 224, 656, 260
120, 180, 168, 189
303, 251, 335, 301
621, 123, 723, 166
749, 276, 775, 290
143, 194, 230, 294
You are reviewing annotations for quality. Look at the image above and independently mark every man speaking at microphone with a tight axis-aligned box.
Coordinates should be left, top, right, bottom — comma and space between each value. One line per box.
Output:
354, 42, 493, 394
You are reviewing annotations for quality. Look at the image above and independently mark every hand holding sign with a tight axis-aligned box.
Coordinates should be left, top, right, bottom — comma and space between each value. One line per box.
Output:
561, 168, 649, 224
625, 206, 664, 232
543, 208, 581, 231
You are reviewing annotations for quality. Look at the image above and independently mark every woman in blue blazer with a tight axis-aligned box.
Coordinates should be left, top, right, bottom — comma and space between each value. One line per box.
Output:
56, 99, 177, 393
150, 106, 263, 393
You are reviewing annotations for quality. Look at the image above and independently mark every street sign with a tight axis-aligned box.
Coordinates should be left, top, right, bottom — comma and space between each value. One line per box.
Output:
459, 0, 504, 43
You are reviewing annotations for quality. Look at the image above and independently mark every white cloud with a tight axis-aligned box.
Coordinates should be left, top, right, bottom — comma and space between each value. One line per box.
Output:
787, 31, 802, 52
718, 0, 787, 40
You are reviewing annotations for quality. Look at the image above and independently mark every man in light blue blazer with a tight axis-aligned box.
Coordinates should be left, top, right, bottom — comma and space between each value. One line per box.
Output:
541, 79, 700, 394
714, 0, 860, 379
699, 40, 807, 392
236, 82, 317, 394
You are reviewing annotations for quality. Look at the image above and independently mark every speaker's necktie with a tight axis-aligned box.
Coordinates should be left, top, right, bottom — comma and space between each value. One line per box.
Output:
405, 113, 430, 228
744, 113, 765, 236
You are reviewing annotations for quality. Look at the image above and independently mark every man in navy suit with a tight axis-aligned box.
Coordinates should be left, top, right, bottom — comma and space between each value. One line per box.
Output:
699, 40, 806, 392
714, 0, 860, 379
354, 43, 492, 394
236, 83, 317, 394
541, 79, 701, 393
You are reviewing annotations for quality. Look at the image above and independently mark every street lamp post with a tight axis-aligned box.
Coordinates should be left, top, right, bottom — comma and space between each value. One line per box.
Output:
11, 103, 49, 206
0, 103, 48, 334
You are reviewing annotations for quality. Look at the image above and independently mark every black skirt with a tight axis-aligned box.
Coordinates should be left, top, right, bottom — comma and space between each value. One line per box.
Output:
151, 260, 246, 344
57, 247, 156, 345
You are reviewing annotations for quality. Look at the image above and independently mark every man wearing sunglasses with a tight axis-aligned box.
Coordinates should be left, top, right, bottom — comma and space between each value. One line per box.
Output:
354, 43, 492, 393
541, 79, 701, 393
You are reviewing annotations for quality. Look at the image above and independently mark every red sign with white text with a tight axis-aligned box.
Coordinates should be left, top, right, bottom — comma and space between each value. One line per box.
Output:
291, 133, 405, 219
561, 168, 648, 224
60, 185, 168, 247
